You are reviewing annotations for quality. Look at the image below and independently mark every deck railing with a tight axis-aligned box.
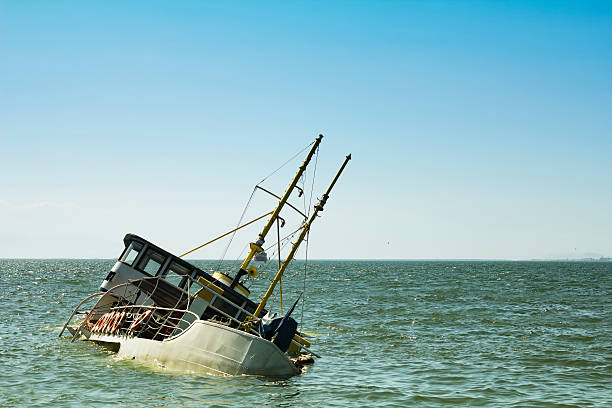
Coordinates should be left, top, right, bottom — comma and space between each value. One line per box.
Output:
61, 274, 315, 355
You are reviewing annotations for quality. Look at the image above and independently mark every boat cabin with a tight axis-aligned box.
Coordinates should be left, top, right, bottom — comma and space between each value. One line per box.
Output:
100, 234, 265, 330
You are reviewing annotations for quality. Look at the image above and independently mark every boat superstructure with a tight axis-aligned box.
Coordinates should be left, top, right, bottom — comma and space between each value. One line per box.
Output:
60, 135, 350, 377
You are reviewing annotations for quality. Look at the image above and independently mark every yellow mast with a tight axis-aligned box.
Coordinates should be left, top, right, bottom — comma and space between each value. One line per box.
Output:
230, 134, 324, 289
252, 153, 351, 318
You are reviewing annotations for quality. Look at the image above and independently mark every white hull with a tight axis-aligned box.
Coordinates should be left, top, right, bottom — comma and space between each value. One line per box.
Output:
81, 320, 300, 377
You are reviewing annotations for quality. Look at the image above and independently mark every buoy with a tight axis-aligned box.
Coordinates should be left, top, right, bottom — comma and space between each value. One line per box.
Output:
110, 312, 126, 335
91, 315, 101, 332
106, 312, 119, 335
94, 312, 109, 333
129, 310, 152, 332
103, 312, 117, 334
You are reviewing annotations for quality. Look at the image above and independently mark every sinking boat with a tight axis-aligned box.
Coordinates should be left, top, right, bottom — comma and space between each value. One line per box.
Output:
59, 135, 350, 377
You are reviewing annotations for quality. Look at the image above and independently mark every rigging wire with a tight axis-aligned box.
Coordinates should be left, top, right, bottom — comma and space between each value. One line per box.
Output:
264, 225, 303, 258
301, 230, 310, 328
215, 140, 313, 273
265, 223, 304, 250
301, 162, 308, 217
277, 217, 283, 314
216, 186, 257, 273
229, 242, 249, 273
308, 147, 319, 216
256, 141, 314, 186
180, 211, 273, 258
206, 138, 320, 323
301, 145, 319, 328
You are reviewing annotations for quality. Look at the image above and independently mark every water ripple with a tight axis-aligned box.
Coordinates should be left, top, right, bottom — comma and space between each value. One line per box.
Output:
0, 259, 610, 407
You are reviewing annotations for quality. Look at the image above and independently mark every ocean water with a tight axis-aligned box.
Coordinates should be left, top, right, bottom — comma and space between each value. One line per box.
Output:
0, 259, 610, 407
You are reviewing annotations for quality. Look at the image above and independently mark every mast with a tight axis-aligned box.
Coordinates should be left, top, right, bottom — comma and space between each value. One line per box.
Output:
230, 134, 324, 288
252, 153, 351, 318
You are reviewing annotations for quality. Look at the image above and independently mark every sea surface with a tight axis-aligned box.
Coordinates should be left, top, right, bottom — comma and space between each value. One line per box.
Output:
0, 259, 610, 407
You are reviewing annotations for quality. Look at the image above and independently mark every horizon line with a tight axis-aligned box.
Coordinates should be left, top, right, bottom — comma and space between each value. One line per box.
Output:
1, 257, 610, 262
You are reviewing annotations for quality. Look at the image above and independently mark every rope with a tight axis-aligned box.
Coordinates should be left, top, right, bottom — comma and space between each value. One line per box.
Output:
216, 186, 257, 272
301, 163, 308, 217
265, 223, 304, 249
308, 146, 319, 217
229, 242, 249, 273
179, 211, 273, 258
301, 145, 318, 328
256, 141, 314, 186
277, 217, 283, 314
200, 138, 318, 317
215, 140, 312, 272
301, 230, 309, 328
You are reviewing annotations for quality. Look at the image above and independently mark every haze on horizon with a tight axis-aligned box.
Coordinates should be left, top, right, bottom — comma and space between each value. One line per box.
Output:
1, 1, 611, 261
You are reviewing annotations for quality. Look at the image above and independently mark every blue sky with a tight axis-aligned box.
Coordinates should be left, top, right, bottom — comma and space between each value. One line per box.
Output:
1, 1, 611, 259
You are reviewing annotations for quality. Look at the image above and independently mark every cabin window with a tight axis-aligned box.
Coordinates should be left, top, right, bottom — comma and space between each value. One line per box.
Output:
165, 262, 190, 288
120, 241, 143, 266
137, 250, 166, 276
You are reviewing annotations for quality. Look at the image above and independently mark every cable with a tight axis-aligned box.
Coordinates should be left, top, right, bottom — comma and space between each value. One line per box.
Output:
301, 145, 318, 328
216, 186, 257, 272
216, 140, 313, 272
300, 229, 309, 329
256, 141, 314, 186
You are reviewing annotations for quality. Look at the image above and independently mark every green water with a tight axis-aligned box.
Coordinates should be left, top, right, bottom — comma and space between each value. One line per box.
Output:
0, 260, 610, 407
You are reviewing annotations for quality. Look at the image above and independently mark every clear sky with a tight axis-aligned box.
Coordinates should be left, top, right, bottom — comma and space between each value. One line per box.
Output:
1, 1, 611, 260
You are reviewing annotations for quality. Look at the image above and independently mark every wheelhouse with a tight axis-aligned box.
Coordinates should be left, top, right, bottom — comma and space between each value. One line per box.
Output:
100, 234, 265, 329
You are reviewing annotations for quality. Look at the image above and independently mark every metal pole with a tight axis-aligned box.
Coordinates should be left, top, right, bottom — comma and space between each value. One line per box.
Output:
252, 154, 351, 317
231, 135, 324, 287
